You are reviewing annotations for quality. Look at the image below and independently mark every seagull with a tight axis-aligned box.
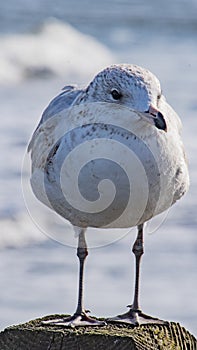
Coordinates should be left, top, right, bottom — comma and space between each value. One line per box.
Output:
28, 64, 189, 327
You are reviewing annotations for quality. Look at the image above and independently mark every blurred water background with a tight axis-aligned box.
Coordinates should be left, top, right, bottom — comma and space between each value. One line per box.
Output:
0, 0, 197, 337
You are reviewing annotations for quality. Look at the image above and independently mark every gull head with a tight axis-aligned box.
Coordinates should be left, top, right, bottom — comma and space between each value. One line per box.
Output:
83, 64, 167, 131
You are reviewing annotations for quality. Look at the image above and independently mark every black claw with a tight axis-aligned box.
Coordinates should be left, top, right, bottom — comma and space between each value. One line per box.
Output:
85, 309, 91, 314
127, 304, 132, 308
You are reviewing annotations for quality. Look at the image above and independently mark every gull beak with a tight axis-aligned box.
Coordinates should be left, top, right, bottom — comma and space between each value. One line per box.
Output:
142, 105, 167, 132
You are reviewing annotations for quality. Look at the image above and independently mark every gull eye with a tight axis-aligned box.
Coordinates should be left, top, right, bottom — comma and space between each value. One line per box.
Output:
111, 89, 122, 100
157, 92, 162, 104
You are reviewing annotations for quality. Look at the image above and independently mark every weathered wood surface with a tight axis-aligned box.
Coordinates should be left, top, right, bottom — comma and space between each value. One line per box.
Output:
0, 315, 196, 350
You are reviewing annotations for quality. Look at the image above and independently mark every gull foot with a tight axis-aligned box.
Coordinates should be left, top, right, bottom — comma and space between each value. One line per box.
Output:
42, 312, 106, 327
107, 307, 168, 326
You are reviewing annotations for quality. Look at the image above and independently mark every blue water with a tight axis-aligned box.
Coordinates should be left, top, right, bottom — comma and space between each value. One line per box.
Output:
0, 0, 197, 337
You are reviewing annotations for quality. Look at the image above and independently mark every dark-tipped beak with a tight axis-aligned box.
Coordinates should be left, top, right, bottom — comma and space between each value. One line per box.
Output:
154, 111, 167, 131
142, 105, 167, 132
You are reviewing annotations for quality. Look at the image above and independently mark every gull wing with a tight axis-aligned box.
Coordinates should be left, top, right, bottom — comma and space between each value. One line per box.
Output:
28, 85, 83, 153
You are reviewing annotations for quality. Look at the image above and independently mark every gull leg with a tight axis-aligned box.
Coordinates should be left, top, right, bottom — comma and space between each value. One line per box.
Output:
131, 223, 144, 312
107, 224, 167, 326
42, 228, 106, 327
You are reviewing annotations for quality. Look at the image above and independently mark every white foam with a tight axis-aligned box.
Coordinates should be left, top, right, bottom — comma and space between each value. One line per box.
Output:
0, 19, 114, 85
0, 213, 46, 249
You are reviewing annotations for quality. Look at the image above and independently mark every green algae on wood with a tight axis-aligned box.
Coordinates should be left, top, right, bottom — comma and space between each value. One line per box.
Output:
0, 314, 196, 350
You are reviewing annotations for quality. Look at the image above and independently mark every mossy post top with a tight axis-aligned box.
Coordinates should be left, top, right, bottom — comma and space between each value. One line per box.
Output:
0, 315, 196, 350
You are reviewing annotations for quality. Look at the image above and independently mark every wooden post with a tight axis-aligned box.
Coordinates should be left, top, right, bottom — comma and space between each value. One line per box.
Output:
0, 315, 196, 350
